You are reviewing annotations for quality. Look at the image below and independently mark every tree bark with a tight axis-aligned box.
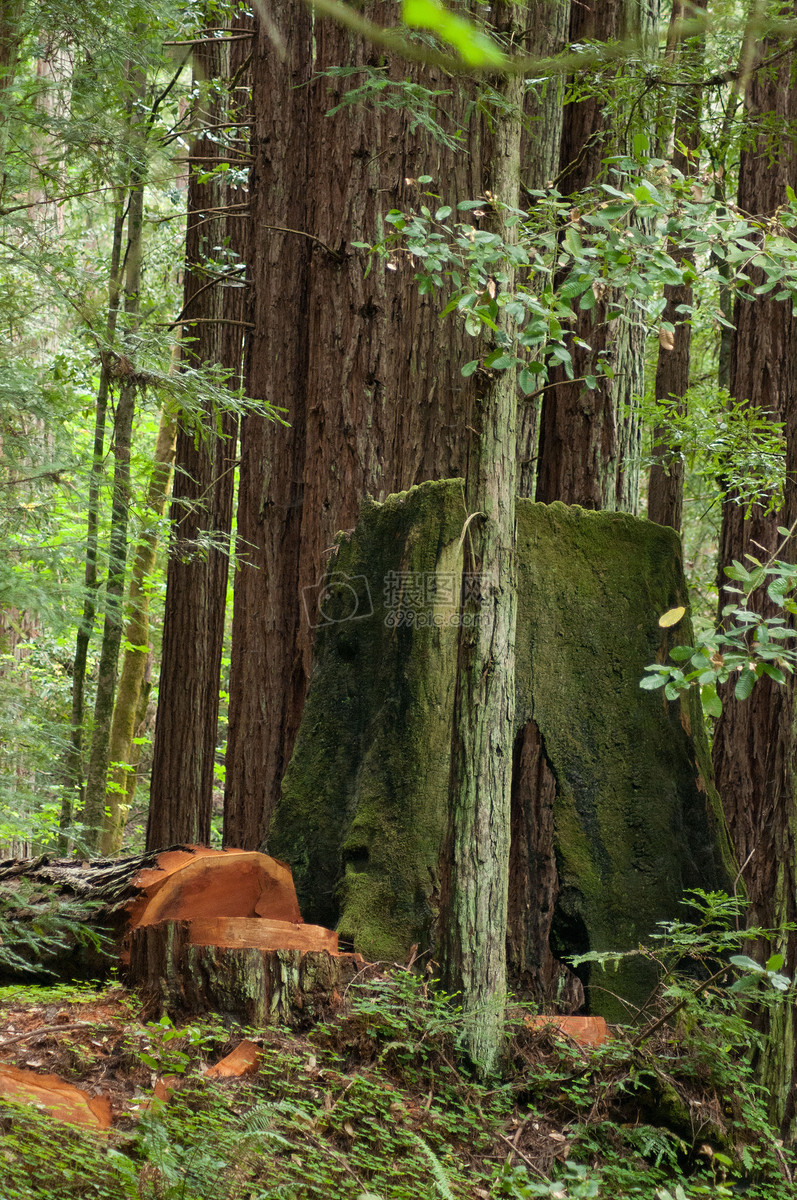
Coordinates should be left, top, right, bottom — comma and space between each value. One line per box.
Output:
516, 0, 571, 498
147, 20, 251, 850
439, 3, 522, 1075
535, 0, 657, 512
224, 1, 483, 849
647, 0, 706, 534
711, 19, 797, 1139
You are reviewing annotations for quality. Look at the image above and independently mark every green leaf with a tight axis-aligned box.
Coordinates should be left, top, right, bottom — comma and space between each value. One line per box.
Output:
633, 132, 650, 158
701, 685, 722, 718
402, 0, 505, 66
640, 673, 668, 690
461, 359, 478, 377
518, 367, 536, 396
669, 645, 693, 661
766, 953, 785, 972
734, 668, 757, 701
730, 954, 765, 973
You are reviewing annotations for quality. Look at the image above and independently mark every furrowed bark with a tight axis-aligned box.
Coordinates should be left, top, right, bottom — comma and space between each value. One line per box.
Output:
225, 1, 482, 849
648, 0, 706, 534
712, 17, 797, 1140
439, 3, 522, 1076
536, 0, 656, 513
147, 17, 251, 849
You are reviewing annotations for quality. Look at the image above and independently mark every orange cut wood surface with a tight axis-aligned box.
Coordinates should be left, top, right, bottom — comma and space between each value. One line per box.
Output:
205, 1039, 261, 1078
188, 916, 339, 954
0, 1062, 112, 1129
131, 850, 302, 927
525, 1015, 611, 1047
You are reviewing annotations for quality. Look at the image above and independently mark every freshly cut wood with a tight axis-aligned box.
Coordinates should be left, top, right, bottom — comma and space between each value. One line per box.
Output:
205, 1039, 260, 1078
0, 1062, 112, 1129
526, 1015, 611, 1048
0, 846, 358, 1023
0, 844, 304, 980
128, 920, 365, 1026
129, 850, 302, 927
189, 917, 338, 954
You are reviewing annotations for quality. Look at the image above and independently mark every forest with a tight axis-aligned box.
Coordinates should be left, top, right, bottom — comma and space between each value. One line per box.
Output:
3, 0, 797, 1196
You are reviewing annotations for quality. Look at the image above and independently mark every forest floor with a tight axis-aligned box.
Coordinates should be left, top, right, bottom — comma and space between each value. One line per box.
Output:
0, 973, 794, 1200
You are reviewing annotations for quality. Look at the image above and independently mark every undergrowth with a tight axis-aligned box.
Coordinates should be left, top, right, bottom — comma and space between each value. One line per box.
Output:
1, 893, 795, 1199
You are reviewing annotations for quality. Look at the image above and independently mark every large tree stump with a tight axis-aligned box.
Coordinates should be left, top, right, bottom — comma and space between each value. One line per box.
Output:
270, 481, 735, 1020
128, 920, 364, 1026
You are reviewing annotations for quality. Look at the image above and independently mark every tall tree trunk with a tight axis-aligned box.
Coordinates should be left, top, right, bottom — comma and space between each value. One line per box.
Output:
711, 19, 797, 1139
648, 0, 706, 533
146, 19, 252, 850
103, 402, 177, 854
535, 0, 657, 512
62, 205, 125, 848
440, 2, 522, 1076
83, 65, 147, 849
224, 2, 483, 850
516, 0, 571, 498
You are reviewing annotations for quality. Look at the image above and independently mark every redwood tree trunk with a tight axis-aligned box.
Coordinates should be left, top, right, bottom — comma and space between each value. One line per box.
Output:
647, 0, 706, 534
535, 0, 656, 512
711, 22, 797, 1139
224, 3, 484, 849
147, 21, 252, 849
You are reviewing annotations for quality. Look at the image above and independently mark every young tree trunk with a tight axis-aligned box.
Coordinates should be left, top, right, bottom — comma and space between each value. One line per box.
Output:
439, 4, 522, 1076
83, 69, 147, 850
146, 20, 252, 850
102, 403, 177, 854
711, 23, 797, 1140
62, 210, 125, 849
535, 0, 656, 512
647, 0, 705, 534
224, 2, 483, 849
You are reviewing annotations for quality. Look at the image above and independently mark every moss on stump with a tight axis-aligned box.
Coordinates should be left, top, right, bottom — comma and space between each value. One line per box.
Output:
270, 481, 732, 1019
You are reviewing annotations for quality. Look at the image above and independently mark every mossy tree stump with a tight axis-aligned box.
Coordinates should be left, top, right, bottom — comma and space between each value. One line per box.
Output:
270, 481, 734, 1020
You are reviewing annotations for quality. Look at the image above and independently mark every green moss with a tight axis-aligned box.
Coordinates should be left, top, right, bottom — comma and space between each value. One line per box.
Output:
271, 483, 732, 1016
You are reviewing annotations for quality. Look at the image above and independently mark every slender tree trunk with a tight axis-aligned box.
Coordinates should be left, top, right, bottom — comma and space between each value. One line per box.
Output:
711, 18, 797, 1139
102, 403, 177, 854
439, 3, 522, 1076
146, 19, 251, 850
224, 1, 483, 849
648, 0, 706, 533
516, 0, 570, 498
535, 0, 657, 512
83, 68, 147, 849
0, 0, 23, 184
62, 206, 125, 848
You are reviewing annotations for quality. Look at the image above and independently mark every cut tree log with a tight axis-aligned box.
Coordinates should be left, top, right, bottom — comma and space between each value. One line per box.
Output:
0, 845, 364, 1026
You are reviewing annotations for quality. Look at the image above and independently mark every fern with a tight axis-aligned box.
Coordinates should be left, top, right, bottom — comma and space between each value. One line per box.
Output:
408, 1132, 456, 1200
